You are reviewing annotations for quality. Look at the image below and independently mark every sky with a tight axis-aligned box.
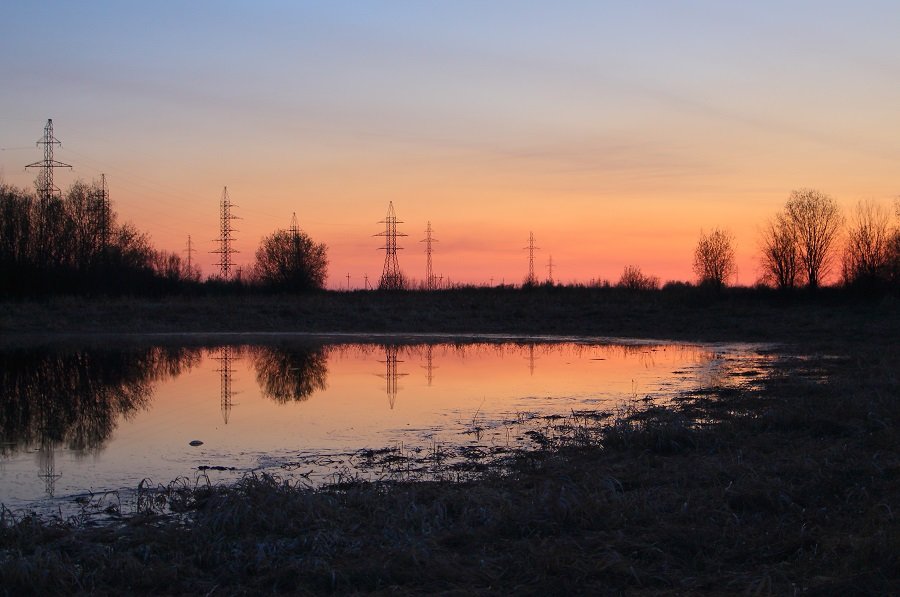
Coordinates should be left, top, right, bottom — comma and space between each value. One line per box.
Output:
2, 1, 899, 288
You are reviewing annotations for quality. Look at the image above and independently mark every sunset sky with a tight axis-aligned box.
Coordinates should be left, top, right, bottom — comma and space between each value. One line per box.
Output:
2, 1, 898, 288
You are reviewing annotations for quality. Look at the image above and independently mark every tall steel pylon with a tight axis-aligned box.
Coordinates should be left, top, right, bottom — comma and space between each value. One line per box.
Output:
523, 231, 540, 286
375, 201, 407, 290
211, 187, 240, 279
420, 221, 439, 290
25, 119, 71, 260
289, 212, 300, 240
184, 234, 197, 278
547, 255, 554, 285
25, 119, 71, 202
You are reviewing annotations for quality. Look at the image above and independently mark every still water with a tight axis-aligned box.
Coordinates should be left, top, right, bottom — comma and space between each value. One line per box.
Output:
0, 337, 769, 511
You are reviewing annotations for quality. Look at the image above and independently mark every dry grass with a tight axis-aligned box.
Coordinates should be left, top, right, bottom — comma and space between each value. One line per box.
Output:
1, 286, 897, 345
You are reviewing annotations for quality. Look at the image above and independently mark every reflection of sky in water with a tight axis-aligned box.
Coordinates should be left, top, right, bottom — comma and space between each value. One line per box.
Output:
0, 341, 769, 511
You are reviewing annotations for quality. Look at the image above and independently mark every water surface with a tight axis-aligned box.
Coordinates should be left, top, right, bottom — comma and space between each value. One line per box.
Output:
0, 337, 769, 512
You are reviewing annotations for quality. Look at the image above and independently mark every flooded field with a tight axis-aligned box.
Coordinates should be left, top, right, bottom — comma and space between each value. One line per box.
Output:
0, 336, 771, 512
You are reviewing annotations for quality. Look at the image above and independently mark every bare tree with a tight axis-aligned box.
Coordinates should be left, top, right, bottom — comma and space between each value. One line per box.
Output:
693, 228, 735, 288
617, 265, 660, 290
784, 189, 842, 289
889, 198, 900, 285
760, 213, 799, 289
841, 199, 891, 286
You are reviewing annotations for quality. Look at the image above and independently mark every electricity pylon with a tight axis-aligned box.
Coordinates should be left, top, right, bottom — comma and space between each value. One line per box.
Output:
25, 119, 71, 202
25, 119, 71, 261
375, 202, 406, 290
523, 232, 540, 286
420, 221, 439, 290
211, 187, 240, 279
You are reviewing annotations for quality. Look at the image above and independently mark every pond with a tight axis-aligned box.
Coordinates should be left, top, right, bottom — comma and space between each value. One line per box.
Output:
0, 335, 771, 513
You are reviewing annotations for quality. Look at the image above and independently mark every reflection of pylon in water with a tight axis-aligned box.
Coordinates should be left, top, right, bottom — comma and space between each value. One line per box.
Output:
526, 344, 538, 376
36, 390, 62, 496
378, 345, 408, 409
38, 439, 62, 497
421, 344, 437, 386
214, 346, 238, 423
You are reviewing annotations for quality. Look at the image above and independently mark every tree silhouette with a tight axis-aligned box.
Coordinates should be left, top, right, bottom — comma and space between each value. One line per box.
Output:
253, 228, 328, 291
784, 188, 842, 289
693, 228, 735, 288
617, 265, 660, 290
841, 199, 892, 287
760, 213, 799, 290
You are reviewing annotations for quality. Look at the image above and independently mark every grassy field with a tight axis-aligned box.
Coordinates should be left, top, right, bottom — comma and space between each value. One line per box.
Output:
1, 288, 898, 594
1, 286, 897, 344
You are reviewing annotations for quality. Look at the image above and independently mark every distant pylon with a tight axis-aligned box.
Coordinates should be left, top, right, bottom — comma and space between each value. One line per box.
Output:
523, 232, 540, 286
95, 174, 111, 253
185, 234, 195, 276
211, 187, 240, 279
288, 212, 302, 273
375, 201, 407, 290
25, 119, 71, 202
547, 255, 554, 285
420, 221, 439, 290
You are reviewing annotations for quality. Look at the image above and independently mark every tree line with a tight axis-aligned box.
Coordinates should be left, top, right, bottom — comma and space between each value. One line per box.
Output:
2, 180, 898, 297
0, 181, 328, 296
619, 188, 899, 292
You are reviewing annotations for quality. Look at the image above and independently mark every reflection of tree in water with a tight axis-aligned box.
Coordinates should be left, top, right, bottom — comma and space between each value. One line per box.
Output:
249, 345, 329, 403
0, 346, 201, 458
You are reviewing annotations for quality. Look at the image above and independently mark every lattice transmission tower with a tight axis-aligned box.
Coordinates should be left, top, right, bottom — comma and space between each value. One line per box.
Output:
184, 235, 195, 276
25, 119, 71, 260
288, 211, 302, 271
420, 221, 439, 290
211, 187, 240, 279
523, 231, 540, 286
375, 201, 407, 290
25, 119, 71, 202
547, 255, 554, 285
